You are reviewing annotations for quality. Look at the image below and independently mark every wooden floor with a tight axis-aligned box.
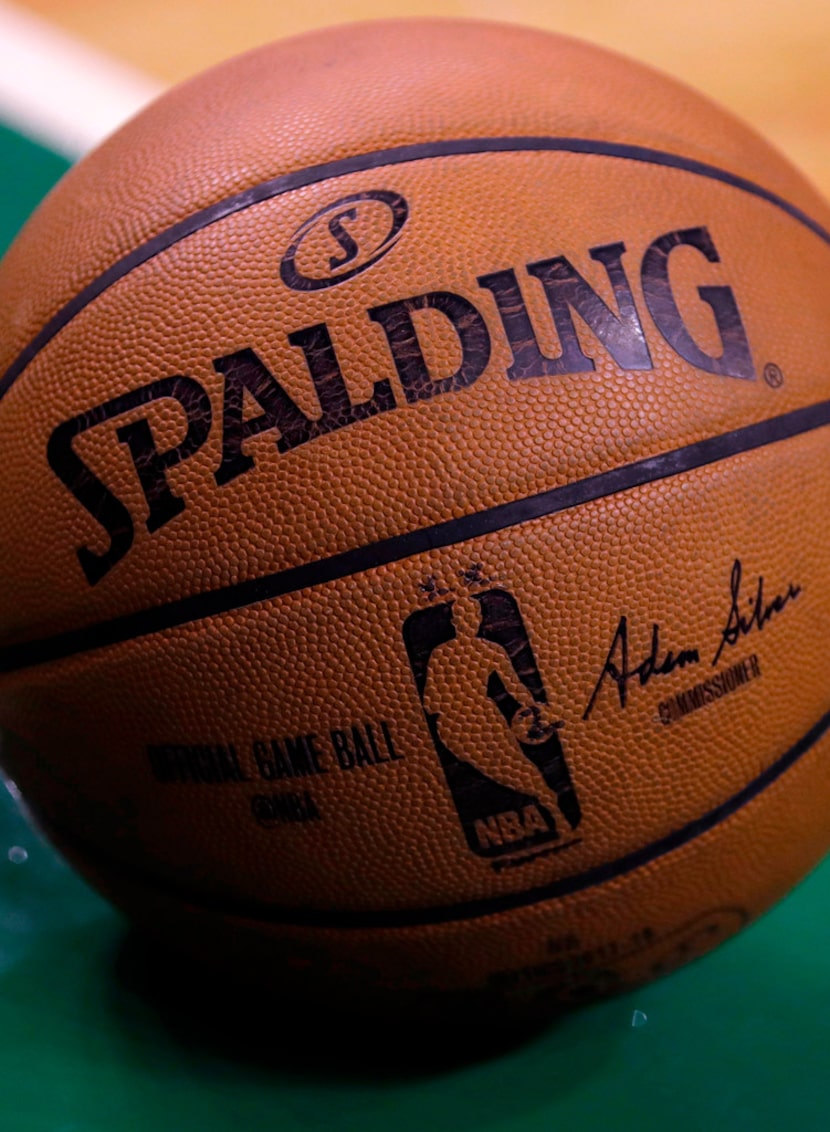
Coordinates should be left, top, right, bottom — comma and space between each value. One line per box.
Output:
13, 0, 830, 196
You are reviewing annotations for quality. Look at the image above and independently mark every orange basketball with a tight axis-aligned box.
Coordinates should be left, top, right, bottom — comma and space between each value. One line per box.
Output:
1, 18, 830, 1015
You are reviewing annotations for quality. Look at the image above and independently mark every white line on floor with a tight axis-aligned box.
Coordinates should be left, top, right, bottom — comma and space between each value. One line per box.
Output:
0, 0, 163, 158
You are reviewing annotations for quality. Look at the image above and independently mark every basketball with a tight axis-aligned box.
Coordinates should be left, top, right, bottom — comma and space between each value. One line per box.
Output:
1, 18, 830, 1015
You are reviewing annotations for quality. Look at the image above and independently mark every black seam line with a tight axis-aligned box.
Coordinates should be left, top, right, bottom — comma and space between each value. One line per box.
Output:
46, 702, 830, 929
2, 397, 829, 675
2, 135, 830, 405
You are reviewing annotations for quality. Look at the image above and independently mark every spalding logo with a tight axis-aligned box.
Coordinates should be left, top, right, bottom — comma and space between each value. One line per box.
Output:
48, 223, 757, 585
280, 190, 409, 291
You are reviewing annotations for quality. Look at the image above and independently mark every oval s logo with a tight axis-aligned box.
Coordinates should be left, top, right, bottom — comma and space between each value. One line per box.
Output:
280, 190, 409, 292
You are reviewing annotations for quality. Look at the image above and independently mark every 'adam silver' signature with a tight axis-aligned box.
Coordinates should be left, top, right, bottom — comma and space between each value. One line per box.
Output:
584, 558, 801, 718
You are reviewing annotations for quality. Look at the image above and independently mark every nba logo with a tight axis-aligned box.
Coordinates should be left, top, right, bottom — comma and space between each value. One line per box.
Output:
403, 571, 581, 869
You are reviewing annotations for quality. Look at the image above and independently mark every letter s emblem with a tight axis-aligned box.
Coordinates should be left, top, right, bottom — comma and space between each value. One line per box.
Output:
280, 189, 409, 292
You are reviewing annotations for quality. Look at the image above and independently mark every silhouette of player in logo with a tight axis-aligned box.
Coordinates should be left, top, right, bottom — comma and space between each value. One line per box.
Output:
403, 568, 581, 865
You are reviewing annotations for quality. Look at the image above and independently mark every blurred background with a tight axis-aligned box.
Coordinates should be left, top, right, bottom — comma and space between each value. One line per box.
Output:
2, 0, 830, 188
1, 2, 829, 1131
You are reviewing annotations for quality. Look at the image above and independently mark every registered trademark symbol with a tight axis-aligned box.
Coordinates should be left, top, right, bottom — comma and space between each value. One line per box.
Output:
763, 362, 784, 388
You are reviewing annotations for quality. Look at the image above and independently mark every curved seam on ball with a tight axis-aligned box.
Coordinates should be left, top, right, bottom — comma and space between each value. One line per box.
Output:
1, 135, 829, 404
1, 399, 828, 672
36, 703, 830, 928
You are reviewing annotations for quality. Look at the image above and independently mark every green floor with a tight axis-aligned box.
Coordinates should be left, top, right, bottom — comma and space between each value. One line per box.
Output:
1, 123, 829, 1132
0, 122, 69, 257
